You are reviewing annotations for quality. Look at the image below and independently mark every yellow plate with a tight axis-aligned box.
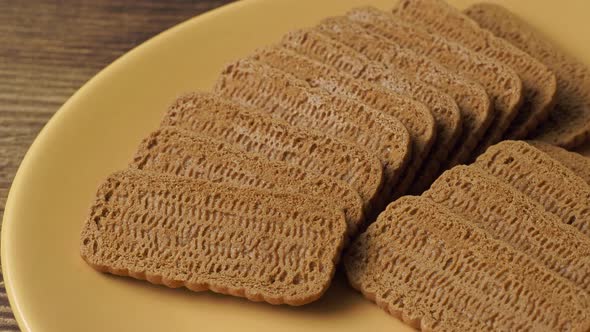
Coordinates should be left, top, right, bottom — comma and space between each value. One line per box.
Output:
3, 0, 590, 331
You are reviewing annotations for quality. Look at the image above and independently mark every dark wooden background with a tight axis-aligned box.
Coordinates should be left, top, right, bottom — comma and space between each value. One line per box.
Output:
0, 1, 235, 329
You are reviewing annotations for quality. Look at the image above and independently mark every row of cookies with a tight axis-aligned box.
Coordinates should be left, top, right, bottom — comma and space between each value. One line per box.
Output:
80, 93, 384, 305
384, 0, 590, 149
214, 0, 589, 199
336, 2, 590, 329
346, 140, 590, 330
80, 0, 590, 310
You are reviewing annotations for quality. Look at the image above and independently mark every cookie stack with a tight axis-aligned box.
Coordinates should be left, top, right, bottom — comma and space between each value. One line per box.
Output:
80, 0, 590, 328
347, 140, 590, 330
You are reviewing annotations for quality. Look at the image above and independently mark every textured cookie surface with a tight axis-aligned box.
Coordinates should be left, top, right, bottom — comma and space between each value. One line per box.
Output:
474, 140, 590, 237
161, 92, 383, 209
425, 165, 590, 294
80, 170, 347, 306
345, 196, 590, 331
393, 0, 556, 140
130, 127, 364, 235
346, 7, 523, 157
249, 47, 434, 198
466, 2, 590, 148
528, 140, 590, 184
282, 27, 464, 192
214, 59, 411, 201
309, 20, 491, 171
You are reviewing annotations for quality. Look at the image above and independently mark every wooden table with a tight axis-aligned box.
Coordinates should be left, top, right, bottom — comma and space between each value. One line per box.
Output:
0, 1, 235, 330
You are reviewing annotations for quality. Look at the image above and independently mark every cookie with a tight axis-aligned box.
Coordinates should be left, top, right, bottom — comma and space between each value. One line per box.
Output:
466, 2, 590, 148
528, 140, 590, 184
393, 0, 557, 140
344, 196, 590, 331
425, 165, 590, 293
80, 169, 347, 306
248, 47, 435, 198
213, 59, 411, 203
131, 127, 364, 235
473, 140, 590, 237
282, 28, 465, 192
161, 92, 383, 210
346, 7, 523, 157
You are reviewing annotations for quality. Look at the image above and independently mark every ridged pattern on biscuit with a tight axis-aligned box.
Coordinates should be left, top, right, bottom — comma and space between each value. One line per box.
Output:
306, 20, 491, 172
346, 7, 523, 157
130, 127, 364, 235
213, 59, 410, 202
249, 47, 435, 198
160, 92, 383, 209
466, 3, 590, 148
282, 28, 463, 193
474, 140, 590, 237
80, 170, 347, 306
344, 196, 590, 331
425, 165, 590, 294
528, 140, 590, 184
393, 0, 556, 140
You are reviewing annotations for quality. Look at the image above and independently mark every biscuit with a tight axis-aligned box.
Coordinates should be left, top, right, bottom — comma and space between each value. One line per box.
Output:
473, 140, 590, 237
466, 3, 590, 148
214, 59, 411, 202
344, 195, 590, 331
80, 170, 347, 306
161, 92, 383, 210
282, 28, 466, 192
528, 140, 590, 184
248, 48, 435, 197
425, 165, 590, 293
346, 7, 523, 157
130, 127, 364, 235
393, 0, 557, 140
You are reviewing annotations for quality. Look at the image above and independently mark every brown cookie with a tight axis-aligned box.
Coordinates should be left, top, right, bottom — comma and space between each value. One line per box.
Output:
161, 92, 383, 210
346, 7, 523, 158
80, 170, 347, 306
393, 0, 557, 140
130, 127, 364, 235
344, 196, 590, 331
213, 59, 411, 205
248, 47, 435, 198
473, 140, 590, 237
425, 165, 590, 294
466, 2, 590, 148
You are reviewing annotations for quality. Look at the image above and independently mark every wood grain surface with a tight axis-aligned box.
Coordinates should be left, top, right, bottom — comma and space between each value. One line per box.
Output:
0, 1, 234, 330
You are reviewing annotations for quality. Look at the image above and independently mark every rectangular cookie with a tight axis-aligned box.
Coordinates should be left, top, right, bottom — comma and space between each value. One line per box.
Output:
282, 28, 465, 193
345, 7, 523, 158
161, 92, 383, 211
247, 48, 435, 198
465, 3, 590, 148
344, 196, 590, 331
424, 165, 590, 294
528, 140, 590, 184
393, 0, 557, 140
213, 59, 411, 204
131, 127, 364, 235
80, 170, 347, 306
473, 140, 590, 237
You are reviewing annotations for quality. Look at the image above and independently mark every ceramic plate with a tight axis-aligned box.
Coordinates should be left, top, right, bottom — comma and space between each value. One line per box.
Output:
3, 0, 590, 331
